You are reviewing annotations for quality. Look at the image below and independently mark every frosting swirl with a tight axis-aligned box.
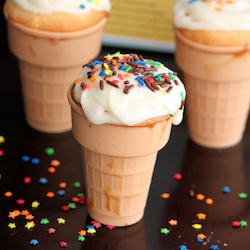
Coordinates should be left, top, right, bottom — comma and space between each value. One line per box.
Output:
73, 53, 186, 126
173, 0, 250, 30
12, 0, 111, 14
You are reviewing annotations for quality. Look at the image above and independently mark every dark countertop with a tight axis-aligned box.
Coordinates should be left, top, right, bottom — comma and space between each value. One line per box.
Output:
1, 4, 250, 250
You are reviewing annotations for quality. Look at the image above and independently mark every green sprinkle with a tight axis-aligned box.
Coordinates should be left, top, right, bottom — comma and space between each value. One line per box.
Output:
73, 182, 81, 188
238, 192, 248, 199
45, 148, 55, 155
76, 193, 85, 197
170, 75, 176, 80
125, 66, 132, 72
145, 60, 162, 68
40, 218, 50, 225
160, 228, 170, 235
78, 236, 85, 242
68, 203, 77, 210
151, 72, 155, 76
180, 91, 185, 100
170, 114, 175, 117
240, 220, 248, 227
155, 77, 165, 82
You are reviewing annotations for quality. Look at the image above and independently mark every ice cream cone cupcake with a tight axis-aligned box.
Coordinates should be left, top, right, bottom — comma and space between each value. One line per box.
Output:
68, 52, 186, 226
4, 0, 110, 133
173, 0, 250, 148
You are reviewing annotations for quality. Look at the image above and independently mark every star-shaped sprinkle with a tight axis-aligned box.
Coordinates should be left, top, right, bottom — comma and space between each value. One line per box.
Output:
238, 192, 248, 199
8, 223, 16, 229
78, 230, 86, 236
16, 199, 25, 205
46, 192, 55, 198
40, 218, 49, 225
39, 177, 48, 185
26, 214, 34, 220
4, 191, 12, 197
210, 245, 219, 250
30, 239, 39, 246
73, 182, 81, 188
87, 228, 96, 234
31, 200, 40, 208
68, 203, 76, 210
78, 196, 86, 205
161, 228, 170, 235
240, 220, 247, 227
51, 160, 61, 167
47, 227, 56, 234
78, 235, 85, 242
168, 219, 178, 226
192, 224, 202, 230
25, 221, 35, 229
57, 218, 66, 224
9, 211, 19, 219
161, 193, 170, 199
106, 225, 115, 230
31, 158, 40, 165
45, 147, 55, 155
61, 205, 70, 212
13, 210, 21, 216
57, 190, 65, 196
232, 221, 241, 227
21, 210, 30, 216
92, 221, 101, 228
179, 245, 188, 250
72, 197, 79, 202
196, 194, 205, 200
59, 241, 67, 248
197, 234, 206, 240
222, 186, 231, 194
173, 173, 182, 180
24, 177, 31, 184
197, 213, 206, 220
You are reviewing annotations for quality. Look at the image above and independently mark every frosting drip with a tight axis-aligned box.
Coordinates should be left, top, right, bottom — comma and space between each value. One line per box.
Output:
173, 0, 250, 30
13, 0, 111, 14
74, 53, 186, 126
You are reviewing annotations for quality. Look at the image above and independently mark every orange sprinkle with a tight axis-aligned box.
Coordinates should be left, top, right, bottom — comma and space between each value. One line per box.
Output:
48, 167, 56, 173
215, 7, 222, 11
46, 192, 55, 198
59, 182, 66, 188
106, 77, 114, 82
216, 0, 223, 4
205, 198, 213, 205
74, 78, 83, 83
90, 74, 98, 81
13, 210, 21, 216
88, 82, 95, 89
168, 219, 178, 226
196, 213, 206, 220
124, 74, 130, 78
25, 214, 34, 220
197, 233, 207, 240
226, 0, 234, 3
21, 210, 30, 216
161, 193, 170, 199
112, 60, 119, 66
78, 230, 86, 236
124, 63, 129, 67
72, 197, 79, 202
196, 194, 205, 200
51, 160, 61, 167
9, 211, 19, 219
5, 191, 13, 197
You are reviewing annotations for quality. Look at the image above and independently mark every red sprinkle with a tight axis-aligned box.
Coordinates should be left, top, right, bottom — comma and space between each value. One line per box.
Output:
173, 173, 182, 180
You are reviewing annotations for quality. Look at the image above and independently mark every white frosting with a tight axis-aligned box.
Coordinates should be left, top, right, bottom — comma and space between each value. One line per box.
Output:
13, 0, 111, 14
173, 0, 250, 30
74, 53, 186, 126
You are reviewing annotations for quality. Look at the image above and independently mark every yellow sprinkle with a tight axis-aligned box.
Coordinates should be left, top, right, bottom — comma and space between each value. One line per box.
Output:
94, 0, 101, 5
157, 85, 167, 95
192, 223, 202, 230
207, 5, 213, 9
105, 69, 112, 75
104, 54, 112, 60
103, 63, 109, 69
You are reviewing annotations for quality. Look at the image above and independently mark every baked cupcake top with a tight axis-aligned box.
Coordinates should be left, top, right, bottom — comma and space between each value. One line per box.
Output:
73, 52, 186, 126
173, 0, 250, 31
4, 0, 111, 32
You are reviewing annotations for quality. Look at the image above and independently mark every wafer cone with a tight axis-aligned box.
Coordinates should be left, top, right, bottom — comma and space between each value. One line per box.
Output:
4, 9, 107, 133
175, 30, 250, 148
68, 83, 173, 226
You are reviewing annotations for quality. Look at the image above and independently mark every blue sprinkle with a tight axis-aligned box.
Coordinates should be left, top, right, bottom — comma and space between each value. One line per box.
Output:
120, 64, 127, 70
80, 4, 85, 9
136, 76, 146, 87
30, 239, 39, 246
134, 60, 147, 66
57, 190, 65, 196
22, 155, 30, 162
168, 72, 174, 76
222, 186, 231, 194
197, 237, 203, 243
86, 225, 95, 229
39, 177, 48, 185
179, 245, 188, 250
87, 63, 92, 68
99, 70, 106, 77
31, 158, 40, 165
93, 60, 101, 65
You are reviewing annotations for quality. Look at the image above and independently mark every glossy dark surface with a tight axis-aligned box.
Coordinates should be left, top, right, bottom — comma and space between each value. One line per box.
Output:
1, 5, 250, 249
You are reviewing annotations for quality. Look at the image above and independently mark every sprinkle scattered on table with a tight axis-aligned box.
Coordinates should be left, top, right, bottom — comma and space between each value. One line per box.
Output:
192, 223, 202, 230
160, 228, 170, 235
168, 219, 178, 226
106, 225, 115, 230
45, 147, 55, 155
173, 173, 182, 180
238, 192, 248, 199
30, 239, 39, 246
222, 186, 231, 194
31, 200, 40, 208
196, 213, 206, 220
47, 227, 56, 234
196, 194, 205, 200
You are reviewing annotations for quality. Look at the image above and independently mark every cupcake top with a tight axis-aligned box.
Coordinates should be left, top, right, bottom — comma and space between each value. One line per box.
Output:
73, 52, 186, 126
173, 0, 250, 30
12, 0, 111, 14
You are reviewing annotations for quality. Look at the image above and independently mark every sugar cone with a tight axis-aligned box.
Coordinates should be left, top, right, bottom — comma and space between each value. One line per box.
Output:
4, 8, 107, 133
68, 83, 173, 226
175, 30, 250, 148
